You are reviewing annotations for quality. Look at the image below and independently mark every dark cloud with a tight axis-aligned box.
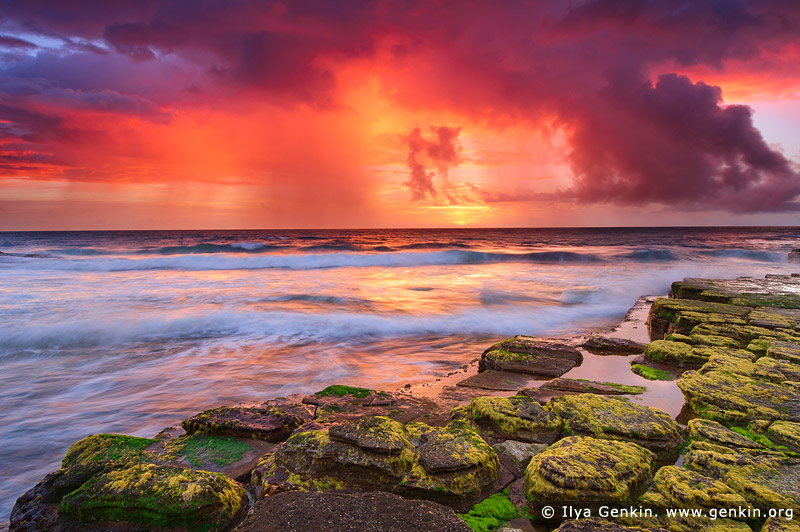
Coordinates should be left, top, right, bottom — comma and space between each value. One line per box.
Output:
405, 126, 462, 203
562, 72, 800, 211
0, 35, 37, 49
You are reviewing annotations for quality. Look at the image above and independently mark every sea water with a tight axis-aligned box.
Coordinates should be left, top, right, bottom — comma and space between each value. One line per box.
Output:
1, 227, 798, 519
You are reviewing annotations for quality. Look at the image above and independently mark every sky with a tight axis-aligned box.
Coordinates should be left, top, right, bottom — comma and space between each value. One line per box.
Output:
1, 0, 799, 229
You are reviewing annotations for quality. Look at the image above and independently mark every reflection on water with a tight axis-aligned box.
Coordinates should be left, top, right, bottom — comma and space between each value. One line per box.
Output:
1, 226, 798, 519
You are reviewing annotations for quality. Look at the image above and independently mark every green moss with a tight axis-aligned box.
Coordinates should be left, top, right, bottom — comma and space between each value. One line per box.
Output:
165, 432, 250, 468
315, 384, 373, 398
730, 426, 778, 449
458, 491, 519, 532
631, 364, 673, 381
62, 434, 159, 468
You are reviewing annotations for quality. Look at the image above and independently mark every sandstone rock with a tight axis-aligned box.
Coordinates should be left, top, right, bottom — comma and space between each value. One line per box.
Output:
553, 520, 667, 532
537, 378, 645, 396
454, 395, 562, 444
581, 336, 645, 355
640, 465, 750, 513
767, 341, 800, 365
677, 370, 800, 424
544, 394, 683, 458
302, 385, 443, 425
479, 337, 582, 377
455, 370, 533, 391
235, 490, 472, 532
687, 419, 765, 450
182, 404, 304, 442
684, 442, 800, 511
10, 462, 246, 532
643, 340, 753, 367
757, 356, 800, 382
767, 421, 800, 453
670, 275, 800, 309
524, 436, 653, 508
761, 516, 800, 532
492, 440, 547, 471
252, 416, 500, 509
699, 353, 786, 383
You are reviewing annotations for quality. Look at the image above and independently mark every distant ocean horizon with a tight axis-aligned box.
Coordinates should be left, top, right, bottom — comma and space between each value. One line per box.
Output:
1, 226, 799, 520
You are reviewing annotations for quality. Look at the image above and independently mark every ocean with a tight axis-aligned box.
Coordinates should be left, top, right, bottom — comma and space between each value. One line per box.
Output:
1, 226, 799, 520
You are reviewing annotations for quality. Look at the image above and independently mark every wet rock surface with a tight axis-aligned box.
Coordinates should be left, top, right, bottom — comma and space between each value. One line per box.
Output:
479, 337, 583, 377
553, 521, 667, 532
235, 490, 472, 532
182, 404, 306, 442
580, 336, 646, 355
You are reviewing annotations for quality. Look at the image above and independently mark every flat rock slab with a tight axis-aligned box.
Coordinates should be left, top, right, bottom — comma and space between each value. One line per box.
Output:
235, 491, 472, 532
304, 389, 442, 425
479, 337, 583, 377
671, 275, 800, 309
538, 378, 645, 396
581, 336, 646, 355
524, 436, 654, 508
545, 394, 683, 459
183, 404, 306, 442
456, 370, 536, 391
678, 370, 800, 425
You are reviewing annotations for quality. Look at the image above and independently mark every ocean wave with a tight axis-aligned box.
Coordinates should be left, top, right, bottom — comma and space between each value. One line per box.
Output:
6, 249, 605, 272
618, 249, 680, 261
136, 243, 283, 255
702, 249, 786, 262
0, 304, 621, 351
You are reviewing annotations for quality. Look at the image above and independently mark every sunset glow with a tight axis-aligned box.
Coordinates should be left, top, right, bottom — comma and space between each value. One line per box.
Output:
1, 1, 799, 229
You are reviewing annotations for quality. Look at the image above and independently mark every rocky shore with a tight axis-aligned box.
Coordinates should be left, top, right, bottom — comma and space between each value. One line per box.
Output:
7, 274, 800, 532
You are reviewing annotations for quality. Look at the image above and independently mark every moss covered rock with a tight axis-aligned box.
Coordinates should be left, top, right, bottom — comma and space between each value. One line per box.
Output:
61, 434, 158, 468
767, 421, 800, 453
643, 340, 753, 367
640, 465, 750, 512
767, 341, 800, 365
760, 516, 800, 532
687, 419, 766, 450
454, 395, 563, 444
182, 404, 303, 442
699, 354, 786, 383
757, 356, 800, 382
677, 370, 800, 424
684, 443, 800, 511
524, 436, 653, 508
479, 337, 582, 377
59, 463, 245, 530
253, 416, 500, 509
581, 336, 646, 355
544, 394, 683, 458
11, 462, 246, 532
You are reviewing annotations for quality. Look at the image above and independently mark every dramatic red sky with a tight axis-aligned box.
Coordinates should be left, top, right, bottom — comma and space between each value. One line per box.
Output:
1, 0, 799, 229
